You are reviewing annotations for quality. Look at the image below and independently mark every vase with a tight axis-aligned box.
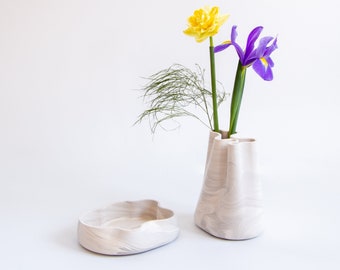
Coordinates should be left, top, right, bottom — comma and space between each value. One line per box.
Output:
194, 130, 263, 240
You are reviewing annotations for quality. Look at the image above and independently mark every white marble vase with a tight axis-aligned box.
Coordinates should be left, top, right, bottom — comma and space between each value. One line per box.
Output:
194, 131, 263, 240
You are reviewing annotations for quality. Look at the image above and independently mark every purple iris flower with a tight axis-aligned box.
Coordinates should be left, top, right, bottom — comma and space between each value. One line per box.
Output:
215, 25, 278, 81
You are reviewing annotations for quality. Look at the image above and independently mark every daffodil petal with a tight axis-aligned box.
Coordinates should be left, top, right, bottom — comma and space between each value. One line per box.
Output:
183, 6, 229, 43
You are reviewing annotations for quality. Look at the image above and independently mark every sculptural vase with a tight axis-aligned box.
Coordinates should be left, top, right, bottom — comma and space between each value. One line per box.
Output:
194, 130, 263, 240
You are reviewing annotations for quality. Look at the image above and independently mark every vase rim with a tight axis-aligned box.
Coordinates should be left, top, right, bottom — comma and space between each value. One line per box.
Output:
209, 130, 256, 143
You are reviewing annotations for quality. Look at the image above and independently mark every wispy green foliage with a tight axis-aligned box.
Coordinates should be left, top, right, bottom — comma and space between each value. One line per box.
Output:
135, 64, 226, 133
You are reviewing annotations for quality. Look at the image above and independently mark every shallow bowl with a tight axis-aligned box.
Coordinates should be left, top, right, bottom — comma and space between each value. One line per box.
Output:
78, 199, 179, 255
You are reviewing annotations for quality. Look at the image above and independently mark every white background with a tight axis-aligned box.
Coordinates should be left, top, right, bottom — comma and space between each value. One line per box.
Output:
1, 0, 339, 269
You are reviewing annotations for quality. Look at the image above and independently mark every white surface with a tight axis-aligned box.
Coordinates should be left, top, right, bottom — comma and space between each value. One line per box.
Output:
1, 0, 340, 269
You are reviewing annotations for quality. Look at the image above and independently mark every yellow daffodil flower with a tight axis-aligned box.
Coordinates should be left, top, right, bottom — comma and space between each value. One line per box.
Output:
183, 6, 229, 43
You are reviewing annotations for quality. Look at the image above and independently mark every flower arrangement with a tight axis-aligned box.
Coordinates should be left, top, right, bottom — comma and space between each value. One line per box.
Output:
136, 6, 278, 138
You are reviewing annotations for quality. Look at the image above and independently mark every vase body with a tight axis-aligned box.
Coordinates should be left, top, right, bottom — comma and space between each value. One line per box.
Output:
194, 131, 263, 240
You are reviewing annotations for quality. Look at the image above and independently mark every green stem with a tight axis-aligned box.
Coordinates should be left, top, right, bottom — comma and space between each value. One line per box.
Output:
228, 61, 247, 138
209, 37, 219, 132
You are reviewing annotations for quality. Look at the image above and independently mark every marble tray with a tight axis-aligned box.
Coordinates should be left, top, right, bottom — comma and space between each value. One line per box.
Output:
78, 199, 179, 255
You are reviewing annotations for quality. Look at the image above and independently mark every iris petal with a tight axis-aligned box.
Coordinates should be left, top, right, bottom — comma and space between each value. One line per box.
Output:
252, 58, 273, 81
266, 57, 274, 67
244, 26, 263, 63
231, 25, 238, 43
228, 26, 245, 64
214, 42, 232, 53
215, 25, 277, 81
233, 42, 245, 64
255, 36, 274, 57
264, 37, 278, 57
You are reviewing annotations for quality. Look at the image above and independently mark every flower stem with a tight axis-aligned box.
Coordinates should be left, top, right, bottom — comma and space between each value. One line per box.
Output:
228, 61, 247, 138
209, 37, 219, 132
